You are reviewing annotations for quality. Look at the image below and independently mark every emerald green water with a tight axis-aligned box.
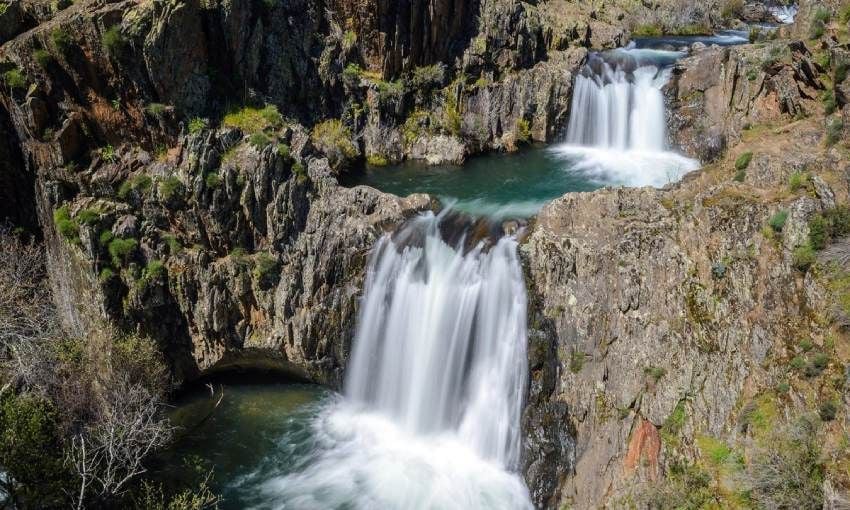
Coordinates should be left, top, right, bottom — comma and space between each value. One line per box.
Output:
342, 147, 600, 218
151, 383, 332, 509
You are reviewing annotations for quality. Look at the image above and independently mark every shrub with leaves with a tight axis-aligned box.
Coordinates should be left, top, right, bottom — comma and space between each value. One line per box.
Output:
735, 151, 752, 171
108, 237, 138, 267
223, 104, 282, 134
310, 119, 358, 171
102, 26, 128, 57
53, 206, 79, 243
769, 210, 788, 232
187, 117, 208, 135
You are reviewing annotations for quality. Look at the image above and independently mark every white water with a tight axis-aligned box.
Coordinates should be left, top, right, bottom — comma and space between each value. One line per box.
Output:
769, 4, 798, 24
553, 50, 699, 187
260, 212, 532, 509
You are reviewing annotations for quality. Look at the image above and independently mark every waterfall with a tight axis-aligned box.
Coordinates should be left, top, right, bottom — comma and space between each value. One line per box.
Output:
565, 61, 670, 151
347, 212, 528, 466
551, 49, 700, 187
260, 211, 533, 509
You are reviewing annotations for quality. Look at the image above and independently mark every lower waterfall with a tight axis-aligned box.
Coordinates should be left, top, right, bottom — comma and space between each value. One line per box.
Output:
259, 211, 533, 509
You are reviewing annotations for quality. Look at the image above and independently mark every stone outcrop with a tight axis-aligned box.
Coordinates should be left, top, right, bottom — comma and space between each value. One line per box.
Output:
667, 41, 823, 161
522, 112, 847, 506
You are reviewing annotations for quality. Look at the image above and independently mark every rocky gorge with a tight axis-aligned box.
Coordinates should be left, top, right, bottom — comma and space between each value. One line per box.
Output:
1, 0, 849, 508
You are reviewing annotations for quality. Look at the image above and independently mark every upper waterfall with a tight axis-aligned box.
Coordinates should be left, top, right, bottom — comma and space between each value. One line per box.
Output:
550, 47, 700, 187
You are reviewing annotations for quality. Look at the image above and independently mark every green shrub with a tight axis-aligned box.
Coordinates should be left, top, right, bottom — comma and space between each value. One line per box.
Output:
33, 49, 53, 68
102, 26, 128, 57
721, 0, 743, 19
53, 205, 78, 242
341, 30, 357, 50
809, 21, 825, 40
204, 172, 221, 189
799, 339, 814, 352
187, 117, 208, 134
118, 174, 153, 199
769, 210, 788, 232
793, 245, 816, 271
145, 103, 167, 119
841, 4, 850, 24
222, 104, 282, 134
644, 366, 667, 383
99, 267, 115, 281
253, 252, 280, 288
377, 79, 405, 102
291, 161, 307, 182
812, 6, 831, 24
803, 353, 828, 378
277, 143, 290, 160
776, 381, 790, 394
836, 62, 848, 84
515, 118, 531, 144
662, 400, 687, 441
744, 415, 823, 509
76, 208, 100, 226
790, 355, 806, 370
98, 230, 114, 246
108, 237, 138, 266
158, 176, 183, 201
51, 28, 72, 54
342, 63, 363, 85
100, 144, 117, 162
824, 205, 850, 238
734, 169, 746, 182
367, 154, 389, 166
410, 64, 444, 90
822, 90, 837, 115
2, 67, 26, 90
825, 118, 843, 146
441, 94, 462, 136
310, 119, 357, 170
808, 214, 828, 250
163, 234, 182, 255
819, 401, 837, 421
249, 132, 271, 150
746, 68, 758, 81
788, 171, 807, 192
143, 260, 166, 280
0, 392, 70, 505
633, 24, 662, 37
735, 151, 753, 171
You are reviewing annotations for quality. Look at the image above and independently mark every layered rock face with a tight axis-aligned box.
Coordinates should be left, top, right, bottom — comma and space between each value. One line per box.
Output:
523, 126, 845, 507
522, 34, 850, 504
667, 40, 823, 161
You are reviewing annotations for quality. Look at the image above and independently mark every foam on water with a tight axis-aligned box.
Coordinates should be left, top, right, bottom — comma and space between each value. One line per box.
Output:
554, 48, 699, 187
257, 211, 533, 509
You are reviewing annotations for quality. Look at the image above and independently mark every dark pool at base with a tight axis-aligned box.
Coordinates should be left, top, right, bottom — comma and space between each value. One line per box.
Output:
341, 146, 600, 219
149, 383, 332, 510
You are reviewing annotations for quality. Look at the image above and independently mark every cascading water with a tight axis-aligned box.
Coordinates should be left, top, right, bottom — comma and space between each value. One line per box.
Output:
551, 48, 700, 187
259, 211, 533, 509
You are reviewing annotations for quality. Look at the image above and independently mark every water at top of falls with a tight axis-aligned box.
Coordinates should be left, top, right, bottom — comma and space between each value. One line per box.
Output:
550, 48, 700, 187
256, 210, 534, 510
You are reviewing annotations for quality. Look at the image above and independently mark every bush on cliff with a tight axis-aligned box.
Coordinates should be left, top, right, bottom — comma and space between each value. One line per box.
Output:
223, 104, 282, 134
310, 119, 358, 171
102, 26, 128, 58
2, 67, 26, 90
53, 205, 79, 243
108, 237, 138, 267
